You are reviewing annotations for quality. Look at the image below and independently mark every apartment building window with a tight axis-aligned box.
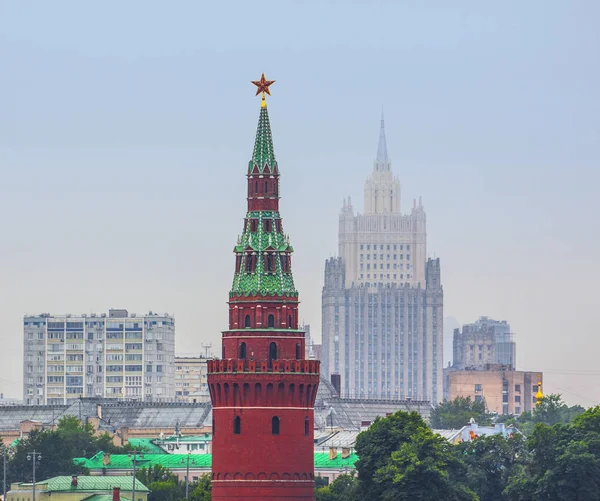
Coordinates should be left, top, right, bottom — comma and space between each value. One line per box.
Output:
475, 384, 483, 392
515, 384, 521, 393
515, 395, 521, 403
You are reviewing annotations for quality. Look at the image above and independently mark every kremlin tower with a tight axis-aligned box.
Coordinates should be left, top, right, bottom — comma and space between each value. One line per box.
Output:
207, 74, 320, 501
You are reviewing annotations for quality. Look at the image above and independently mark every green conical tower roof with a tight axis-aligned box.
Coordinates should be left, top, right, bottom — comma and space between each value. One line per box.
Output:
231, 99, 297, 298
248, 104, 278, 174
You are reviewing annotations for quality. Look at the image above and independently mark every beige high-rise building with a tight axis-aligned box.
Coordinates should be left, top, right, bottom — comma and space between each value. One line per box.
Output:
338, 116, 427, 288
322, 116, 443, 404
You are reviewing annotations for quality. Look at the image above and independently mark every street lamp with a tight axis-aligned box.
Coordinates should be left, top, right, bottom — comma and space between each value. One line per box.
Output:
127, 451, 143, 501
26, 451, 42, 501
2, 444, 8, 501
180, 452, 196, 501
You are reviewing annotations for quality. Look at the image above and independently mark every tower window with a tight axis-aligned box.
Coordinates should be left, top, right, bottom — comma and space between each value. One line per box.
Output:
255, 181, 258, 194
264, 219, 272, 232
239, 342, 247, 359
233, 416, 241, 435
265, 180, 268, 193
266, 254, 275, 273
268, 314, 275, 328
287, 315, 292, 328
269, 342, 277, 366
272, 416, 280, 435
304, 417, 309, 436
244, 315, 251, 328
250, 219, 258, 232
296, 343, 301, 360
246, 254, 254, 272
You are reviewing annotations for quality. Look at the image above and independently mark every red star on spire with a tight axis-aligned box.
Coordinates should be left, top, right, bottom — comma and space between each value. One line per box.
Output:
251, 73, 275, 96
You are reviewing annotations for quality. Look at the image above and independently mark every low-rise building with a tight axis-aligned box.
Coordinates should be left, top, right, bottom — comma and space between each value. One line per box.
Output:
448, 365, 543, 415
7, 476, 148, 501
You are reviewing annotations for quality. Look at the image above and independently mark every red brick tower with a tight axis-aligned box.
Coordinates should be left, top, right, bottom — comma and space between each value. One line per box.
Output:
208, 75, 320, 501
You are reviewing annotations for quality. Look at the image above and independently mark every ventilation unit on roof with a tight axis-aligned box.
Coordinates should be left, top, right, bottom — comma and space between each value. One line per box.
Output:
91, 313, 97, 318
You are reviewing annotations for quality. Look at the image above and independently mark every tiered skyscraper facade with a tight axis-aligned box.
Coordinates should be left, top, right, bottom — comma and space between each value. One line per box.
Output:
23, 309, 175, 405
207, 78, 319, 500
322, 117, 443, 403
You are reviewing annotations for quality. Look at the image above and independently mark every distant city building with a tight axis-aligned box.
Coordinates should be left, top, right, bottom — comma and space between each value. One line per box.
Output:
453, 316, 516, 370
23, 309, 175, 405
174, 356, 209, 402
322, 116, 443, 403
448, 365, 543, 416
303, 324, 322, 360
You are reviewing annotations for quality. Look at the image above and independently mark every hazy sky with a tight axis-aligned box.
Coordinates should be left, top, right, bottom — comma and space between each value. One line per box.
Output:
2, 1, 599, 406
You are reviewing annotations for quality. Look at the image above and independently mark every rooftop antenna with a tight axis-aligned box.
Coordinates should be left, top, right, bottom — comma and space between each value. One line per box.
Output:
201, 343, 213, 358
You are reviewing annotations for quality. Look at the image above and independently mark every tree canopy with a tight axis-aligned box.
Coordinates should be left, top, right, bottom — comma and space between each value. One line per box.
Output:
430, 396, 489, 429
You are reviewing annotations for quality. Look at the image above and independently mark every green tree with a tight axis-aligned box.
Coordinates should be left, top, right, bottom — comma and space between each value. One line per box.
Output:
189, 474, 211, 501
315, 474, 358, 501
354, 411, 429, 498
430, 397, 489, 429
7, 415, 129, 484
374, 427, 478, 501
504, 411, 600, 501
459, 433, 525, 501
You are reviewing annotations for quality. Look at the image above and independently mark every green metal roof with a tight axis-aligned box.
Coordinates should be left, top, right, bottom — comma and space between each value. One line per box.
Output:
313, 453, 358, 469
249, 105, 277, 175
19, 476, 149, 492
73, 452, 356, 471
127, 438, 167, 454
157, 435, 212, 443
75, 453, 211, 470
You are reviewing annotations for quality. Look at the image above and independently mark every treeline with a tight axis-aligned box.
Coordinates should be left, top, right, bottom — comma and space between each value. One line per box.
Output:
317, 395, 600, 501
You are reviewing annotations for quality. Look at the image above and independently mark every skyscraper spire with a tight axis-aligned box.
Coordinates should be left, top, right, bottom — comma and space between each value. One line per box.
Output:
375, 110, 389, 171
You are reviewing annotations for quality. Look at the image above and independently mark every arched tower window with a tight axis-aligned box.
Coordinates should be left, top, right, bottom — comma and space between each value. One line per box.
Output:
239, 342, 247, 359
266, 254, 274, 273
244, 315, 251, 328
233, 416, 241, 435
287, 315, 292, 328
246, 255, 254, 273
272, 416, 280, 435
268, 315, 275, 328
304, 417, 309, 436
269, 342, 277, 367
296, 343, 301, 360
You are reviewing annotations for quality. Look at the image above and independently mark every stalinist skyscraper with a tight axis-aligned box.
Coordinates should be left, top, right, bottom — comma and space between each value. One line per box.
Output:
322, 116, 443, 404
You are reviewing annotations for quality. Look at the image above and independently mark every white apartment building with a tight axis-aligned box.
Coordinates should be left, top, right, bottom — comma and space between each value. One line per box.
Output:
23, 309, 175, 405
174, 356, 209, 403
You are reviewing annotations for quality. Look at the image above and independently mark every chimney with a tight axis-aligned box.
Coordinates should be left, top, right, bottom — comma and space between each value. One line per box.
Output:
71, 476, 78, 487
341, 448, 351, 459
360, 421, 371, 431
113, 487, 121, 501
330, 374, 341, 397
329, 447, 338, 460
103, 453, 111, 466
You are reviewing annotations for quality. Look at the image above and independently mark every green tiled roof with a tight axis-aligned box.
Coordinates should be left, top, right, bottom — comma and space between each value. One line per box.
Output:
249, 105, 277, 174
73, 452, 356, 471
313, 453, 358, 469
231, 210, 297, 297
158, 435, 212, 443
75, 453, 211, 470
127, 438, 167, 454
21, 476, 149, 492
